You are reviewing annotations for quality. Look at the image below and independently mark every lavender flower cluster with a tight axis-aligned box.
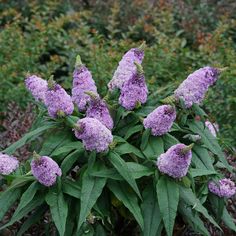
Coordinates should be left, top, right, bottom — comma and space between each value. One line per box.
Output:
31, 155, 62, 187
157, 144, 192, 178
143, 105, 176, 136
208, 178, 236, 198
74, 118, 113, 152
174, 66, 219, 108
0, 153, 19, 175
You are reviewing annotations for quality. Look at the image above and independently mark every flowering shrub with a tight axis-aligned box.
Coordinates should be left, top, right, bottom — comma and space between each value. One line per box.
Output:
0, 44, 236, 235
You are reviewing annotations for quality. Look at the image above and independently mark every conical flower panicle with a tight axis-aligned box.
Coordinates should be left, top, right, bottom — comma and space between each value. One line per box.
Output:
208, 178, 236, 198
108, 46, 144, 91
157, 144, 192, 178
74, 117, 113, 152
31, 155, 62, 187
143, 105, 176, 136
174, 67, 219, 108
86, 96, 114, 130
72, 56, 98, 111
45, 82, 74, 118
0, 153, 19, 175
25, 75, 48, 102
119, 63, 148, 110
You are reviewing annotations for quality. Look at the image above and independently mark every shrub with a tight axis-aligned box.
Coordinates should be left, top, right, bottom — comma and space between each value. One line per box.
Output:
0, 46, 235, 235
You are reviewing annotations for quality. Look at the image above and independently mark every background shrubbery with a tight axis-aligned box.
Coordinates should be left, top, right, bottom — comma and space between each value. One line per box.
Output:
0, 0, 236, 146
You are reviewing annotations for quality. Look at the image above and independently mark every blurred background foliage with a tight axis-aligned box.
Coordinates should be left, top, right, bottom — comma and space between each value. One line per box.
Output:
0, 0, 236, 146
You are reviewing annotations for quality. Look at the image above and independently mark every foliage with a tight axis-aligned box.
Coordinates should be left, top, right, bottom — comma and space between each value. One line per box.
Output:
0, 49, 235, 235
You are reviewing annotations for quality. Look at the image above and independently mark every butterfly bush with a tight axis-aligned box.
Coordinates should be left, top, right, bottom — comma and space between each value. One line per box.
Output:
1, 44, 236, 236
208, 178, 236, 198
143, 105, 176, 136
157, 144, 192, 178
119, 62, 148, 110
0, 153, 19, 175
31, 154, 62, 186
45, 79, 74, 118
86, 93, 114, 130
72, 55, 98, 111
174, 67, 219, 108
25, 75, 48, 102
74, 117, 113, 152
108, 42, 145, 90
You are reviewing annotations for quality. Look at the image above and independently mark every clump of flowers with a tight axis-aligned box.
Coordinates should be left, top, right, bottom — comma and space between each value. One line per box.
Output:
72, 55, 98, 111
108, 42, 145, 90
119, 62, 148, 110
157, 144, 193, 178
31, 152, 62, 187
143, 105, 176, 136
45, 76, 74, 118
208, 178, 236, 198
205, 120, 219, 137
25, 74, 48, 102
86, 92, 113, 130
74, 117, 113, 152
0, 153, 19, 175
174, 67, 219, 108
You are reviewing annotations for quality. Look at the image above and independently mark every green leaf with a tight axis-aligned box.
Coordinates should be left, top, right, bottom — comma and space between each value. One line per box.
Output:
141, 184, 162, 236
114, 142, 145, 159
187, 120, 232, 171
142, 136, 164, 159
156, 176, 179, 236
192, 145, 214, 171
0, 188, 22, 221
108, 180, 144, 230
222, 207, 236, 232
178, 201, 210, 236
3, 122, 56, 154
61, 149, 83, 175
7, 176, 35, 191
140, 128, 151, 151
51, 141, 83, 156
62, 178, 81, 199
0, 193, 44, 230
17, 205, 47, 236
189, 168, 217, 178
95, 224, 107, 236
91, 162, 154, 180
179, 186, 221, 230
45, 184, 68, 236
124, 124, 143, 140
108, 151, 142, 199
14, 181, 41, 216
208, 194, 225, 223
77, 172, 106, 232
162, 134, 179, 149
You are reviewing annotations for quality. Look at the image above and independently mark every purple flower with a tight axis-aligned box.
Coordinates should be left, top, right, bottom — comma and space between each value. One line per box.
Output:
208, 178, 236, 198
205, 120, 219, 137
0, 153, 19, 175
108, 43, 145, 90
174, 67, 219, 108
74, 117, 113, 152
72, 55, 98, 111
143, 105, 176, 136
31, 155, 62, 187
45, 78, 74, 118
157, 144, 192, 178
119, 62, 148, 110
86, 93, 113, 130
25, 75, 48, 102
